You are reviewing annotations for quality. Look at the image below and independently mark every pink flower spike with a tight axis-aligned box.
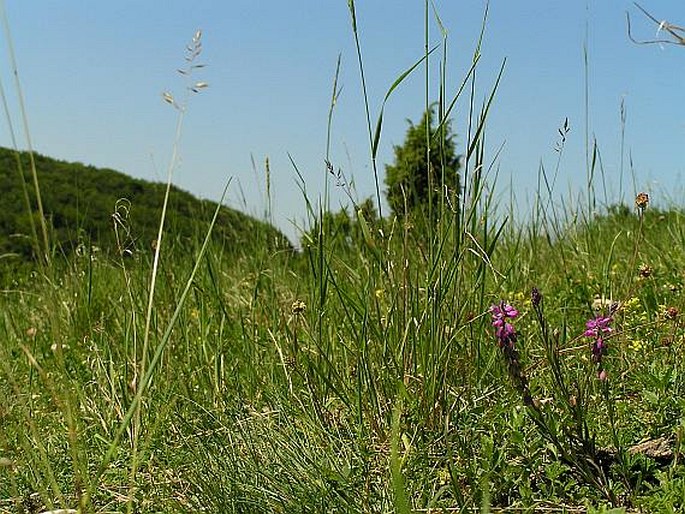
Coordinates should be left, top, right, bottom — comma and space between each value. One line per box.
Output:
584, 315, 613, 338
502, 304, 518, 318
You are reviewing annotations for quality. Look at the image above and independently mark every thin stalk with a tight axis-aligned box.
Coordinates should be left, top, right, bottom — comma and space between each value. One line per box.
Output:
347, 0, 382, 216
424, 0, 432, 245
0, 0, 50, 263
619, 98, 627, 204
141, 92, 187, 385
0, 72, 39, 259
131, 29, 206, 513
128, 87, 189, 510
583, 10, 593, 218
324, 54, 342, 212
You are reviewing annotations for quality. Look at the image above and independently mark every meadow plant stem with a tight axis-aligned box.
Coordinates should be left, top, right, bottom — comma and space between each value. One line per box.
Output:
624, 196, 648, 299
423, 0, 433, 242
0, 73, 40, 259
619, 98, 627, 203
324, 53, 341, 211
128, 83, 187, 514
584, 26, 592, 218
141, 91, 187, 378
0, 0, 50, 264
530, 287, 619, 505
346, 0, 382, 216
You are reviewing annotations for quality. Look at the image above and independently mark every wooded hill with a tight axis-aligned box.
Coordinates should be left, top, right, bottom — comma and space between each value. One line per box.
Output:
0, 147, 291, 260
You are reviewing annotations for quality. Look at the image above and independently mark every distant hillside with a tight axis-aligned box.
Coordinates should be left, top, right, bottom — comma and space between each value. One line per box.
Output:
0, 147, 291, 259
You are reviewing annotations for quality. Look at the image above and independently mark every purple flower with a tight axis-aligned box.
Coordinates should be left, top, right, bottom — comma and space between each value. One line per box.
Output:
531, 287, 542, 308
591, 337, 606, 363
490, 301, 534, 406
491, 302, 519, 348
490, 302, 519, 323
495, 323, 517, 347
583, 315, 612, 378
583, 316, 613, 339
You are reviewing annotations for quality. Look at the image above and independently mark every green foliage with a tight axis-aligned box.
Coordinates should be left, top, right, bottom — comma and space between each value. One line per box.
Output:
5, 181, 685, 512
384, 105, 461, 221
0, 147, 291, 261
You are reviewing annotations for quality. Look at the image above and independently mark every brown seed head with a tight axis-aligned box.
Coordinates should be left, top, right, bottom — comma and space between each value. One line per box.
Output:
291, 300, 306, 315
635, 192, 649, 211
638, 264, 653, 278
666, 306, 679, 320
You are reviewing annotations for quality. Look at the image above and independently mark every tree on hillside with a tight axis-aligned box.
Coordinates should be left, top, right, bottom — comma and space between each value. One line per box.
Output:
384, 106, 461, 220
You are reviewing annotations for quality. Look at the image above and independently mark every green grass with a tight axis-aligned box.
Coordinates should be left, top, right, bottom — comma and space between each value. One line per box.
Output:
4, 193, 685, 513
3, 4, 685, 514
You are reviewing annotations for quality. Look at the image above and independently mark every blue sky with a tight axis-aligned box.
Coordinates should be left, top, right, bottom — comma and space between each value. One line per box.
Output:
3, 1, 685, 242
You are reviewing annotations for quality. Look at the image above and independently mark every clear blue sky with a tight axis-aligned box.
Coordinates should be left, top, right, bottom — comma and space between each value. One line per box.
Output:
3, 1, 685, 242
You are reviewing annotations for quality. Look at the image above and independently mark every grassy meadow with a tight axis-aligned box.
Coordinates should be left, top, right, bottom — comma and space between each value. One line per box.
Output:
3, 4, 685, 514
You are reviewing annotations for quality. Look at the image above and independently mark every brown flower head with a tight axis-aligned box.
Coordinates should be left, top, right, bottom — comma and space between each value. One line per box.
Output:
635, 192, 649, 211
291, 300, 306, 315
638, 264, 653, 278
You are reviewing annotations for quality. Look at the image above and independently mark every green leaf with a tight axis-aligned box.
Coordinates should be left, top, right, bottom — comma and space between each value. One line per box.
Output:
372, 44, 439, 158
